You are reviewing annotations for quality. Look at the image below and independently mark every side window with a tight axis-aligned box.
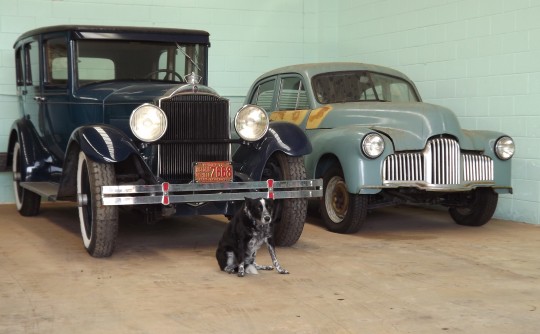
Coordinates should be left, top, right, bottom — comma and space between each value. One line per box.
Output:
389, 82, 416, 102
15, 48, 23, 86
250, 79, 275, 111
26, 41, 40, 87
44, 38, 68, 86
278, 77, 309, 111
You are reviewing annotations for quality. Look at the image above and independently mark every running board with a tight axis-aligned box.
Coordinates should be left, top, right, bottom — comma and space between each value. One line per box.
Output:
20, 182, 59, 201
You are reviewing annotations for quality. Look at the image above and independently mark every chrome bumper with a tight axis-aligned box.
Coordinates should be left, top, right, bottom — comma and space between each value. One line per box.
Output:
101, 179, 322, 206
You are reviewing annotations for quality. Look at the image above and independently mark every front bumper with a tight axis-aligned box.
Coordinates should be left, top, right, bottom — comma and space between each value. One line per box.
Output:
101, 179, 322, 206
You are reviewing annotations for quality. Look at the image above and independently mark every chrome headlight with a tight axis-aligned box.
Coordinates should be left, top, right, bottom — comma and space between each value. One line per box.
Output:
234, 105, 269, 141
495, 136, 515, 160
362, 133, 385, 158
129, 104, 167, 142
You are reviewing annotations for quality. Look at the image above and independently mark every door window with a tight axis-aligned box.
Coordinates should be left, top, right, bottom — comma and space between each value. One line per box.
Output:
278, 77, 309, 110
26, 41, 40, 87
250, 79, 275, 111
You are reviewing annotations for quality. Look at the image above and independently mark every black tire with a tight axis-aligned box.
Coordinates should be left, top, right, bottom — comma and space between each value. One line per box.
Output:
320, 165, 367, 234
262, 152, 307, 246
449, 187, 498, 226
77, 151, 118, 257
12, 142, 41, 216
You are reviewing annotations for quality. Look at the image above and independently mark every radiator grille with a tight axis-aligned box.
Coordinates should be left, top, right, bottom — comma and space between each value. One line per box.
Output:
383, 138, 494, 186
157, 94, 230, 183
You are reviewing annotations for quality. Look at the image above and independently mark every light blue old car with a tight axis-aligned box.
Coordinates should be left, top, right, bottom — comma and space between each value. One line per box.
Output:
245, 62, 514, 233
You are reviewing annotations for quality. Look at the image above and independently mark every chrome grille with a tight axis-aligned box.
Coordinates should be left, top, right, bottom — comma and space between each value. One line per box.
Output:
383, 138, 494, 186
463, 153, 493, 181
157, 94, 229, 183
425, 138, 461, 184
383, 153, 424, 181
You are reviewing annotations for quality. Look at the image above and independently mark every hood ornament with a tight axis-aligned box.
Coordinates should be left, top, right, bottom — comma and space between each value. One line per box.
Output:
185, 72, 202, 85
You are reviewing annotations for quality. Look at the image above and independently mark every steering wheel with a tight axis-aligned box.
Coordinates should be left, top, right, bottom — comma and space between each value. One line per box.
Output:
145, 69, 184, 82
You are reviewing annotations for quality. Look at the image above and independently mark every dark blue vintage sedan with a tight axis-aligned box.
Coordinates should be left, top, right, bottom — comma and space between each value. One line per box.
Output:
6, 25, 321, 257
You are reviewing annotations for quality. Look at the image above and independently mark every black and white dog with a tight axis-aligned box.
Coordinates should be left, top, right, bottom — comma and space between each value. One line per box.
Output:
216, 197, 289, 277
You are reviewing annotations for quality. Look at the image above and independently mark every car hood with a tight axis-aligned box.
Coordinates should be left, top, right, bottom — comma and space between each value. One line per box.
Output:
76, 81, 180, 104
316, 102, 482, 151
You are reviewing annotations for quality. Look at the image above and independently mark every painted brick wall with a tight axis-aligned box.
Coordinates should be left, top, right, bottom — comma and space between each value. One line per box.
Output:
336, 0, 540, 224
0, 0, 323, 201
0, 0, 538, 225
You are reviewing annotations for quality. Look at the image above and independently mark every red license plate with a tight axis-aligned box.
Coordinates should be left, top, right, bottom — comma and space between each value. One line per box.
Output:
193, 161, 233, 183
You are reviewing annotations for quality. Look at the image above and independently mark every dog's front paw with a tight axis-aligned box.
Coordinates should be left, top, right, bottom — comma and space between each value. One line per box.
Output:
237, 265, 245, 277
224, 265, 236, 274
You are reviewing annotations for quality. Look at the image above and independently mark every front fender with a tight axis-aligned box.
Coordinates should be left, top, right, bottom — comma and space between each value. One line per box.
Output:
307, 126, 390, 194
69, 125, 139, 163
233, 121, 312, 180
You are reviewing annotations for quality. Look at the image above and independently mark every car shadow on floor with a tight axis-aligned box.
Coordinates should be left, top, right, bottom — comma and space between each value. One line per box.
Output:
19, 202, 228, 256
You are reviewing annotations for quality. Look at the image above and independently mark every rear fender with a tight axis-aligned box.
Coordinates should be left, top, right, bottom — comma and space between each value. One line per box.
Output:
8, 118, 53, 182
233, 121, 312, 180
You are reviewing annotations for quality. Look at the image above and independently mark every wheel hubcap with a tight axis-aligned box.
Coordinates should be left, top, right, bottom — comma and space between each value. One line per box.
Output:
325, 176, 349, 223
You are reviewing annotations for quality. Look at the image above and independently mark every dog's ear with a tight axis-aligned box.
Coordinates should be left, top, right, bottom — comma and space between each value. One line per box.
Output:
244, 197, 256, 209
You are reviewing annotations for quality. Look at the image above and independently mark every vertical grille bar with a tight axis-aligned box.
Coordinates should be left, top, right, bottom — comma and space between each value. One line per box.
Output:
156, 94, 230, 183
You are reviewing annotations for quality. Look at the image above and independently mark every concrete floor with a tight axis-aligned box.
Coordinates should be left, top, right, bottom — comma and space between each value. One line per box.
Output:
0, 202, 539, 334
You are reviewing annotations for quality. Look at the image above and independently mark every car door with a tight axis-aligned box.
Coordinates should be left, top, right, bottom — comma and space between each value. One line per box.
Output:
21, 39, 44, 138
273, 75, 311, 129
41, 34, 71, 163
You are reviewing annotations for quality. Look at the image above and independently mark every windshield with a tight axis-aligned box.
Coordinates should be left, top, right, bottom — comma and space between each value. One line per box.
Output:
312, 71, 419, 104
75, 40, 207, 87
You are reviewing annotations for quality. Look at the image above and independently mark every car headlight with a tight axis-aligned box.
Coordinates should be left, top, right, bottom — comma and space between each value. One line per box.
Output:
234, 104, 269, 141
129, 103, 167, 142
495, 136, 515, 160
362, 133, 385, 158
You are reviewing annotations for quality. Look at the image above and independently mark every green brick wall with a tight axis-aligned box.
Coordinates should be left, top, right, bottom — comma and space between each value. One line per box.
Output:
0, 0, 538, 224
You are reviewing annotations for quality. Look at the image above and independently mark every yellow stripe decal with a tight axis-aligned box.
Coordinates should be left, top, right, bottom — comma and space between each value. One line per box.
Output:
306, 105, 333, 129
269, 109, 309, 126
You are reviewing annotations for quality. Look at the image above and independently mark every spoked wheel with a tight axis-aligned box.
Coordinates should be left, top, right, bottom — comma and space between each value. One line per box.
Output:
12, 142, 41, 216
77, 151, 118, 257
320, 165, 367, 234
262, 152, 308, 246
449, 187, 498, 226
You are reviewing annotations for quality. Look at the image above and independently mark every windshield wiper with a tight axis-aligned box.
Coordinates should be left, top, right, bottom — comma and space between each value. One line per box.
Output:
176, 43, 201, 72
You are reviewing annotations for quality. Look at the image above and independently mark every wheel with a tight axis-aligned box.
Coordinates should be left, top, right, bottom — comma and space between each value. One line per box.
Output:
77, 151, 118, 257
320, 165, 367, 234
449, 187, 498, 226
145, 69, 184, 82
12, 142, 41, 216
262, 152, 308, 246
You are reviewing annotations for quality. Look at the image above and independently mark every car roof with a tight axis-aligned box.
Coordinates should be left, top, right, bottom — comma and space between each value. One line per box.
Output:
255, 62, 413, 82
14, 25, 210, 47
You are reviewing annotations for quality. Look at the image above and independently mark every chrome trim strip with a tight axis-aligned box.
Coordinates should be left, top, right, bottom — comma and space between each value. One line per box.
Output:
101, 179, 323, 206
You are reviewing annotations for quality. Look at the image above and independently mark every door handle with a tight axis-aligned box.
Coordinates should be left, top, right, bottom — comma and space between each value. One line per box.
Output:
33, 96, 46, 102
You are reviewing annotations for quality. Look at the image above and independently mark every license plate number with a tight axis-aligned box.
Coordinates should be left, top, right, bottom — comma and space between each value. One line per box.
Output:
193, 161, 233, 183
